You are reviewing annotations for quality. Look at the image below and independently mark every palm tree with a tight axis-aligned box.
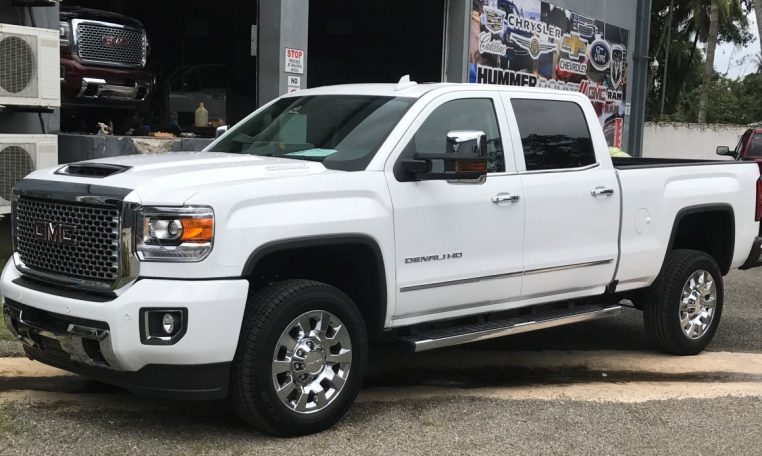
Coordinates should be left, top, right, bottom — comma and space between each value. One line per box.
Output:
698, 0, 731, 123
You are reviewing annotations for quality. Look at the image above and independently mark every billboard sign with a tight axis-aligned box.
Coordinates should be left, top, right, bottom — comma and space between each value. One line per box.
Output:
468, 0, 629, 147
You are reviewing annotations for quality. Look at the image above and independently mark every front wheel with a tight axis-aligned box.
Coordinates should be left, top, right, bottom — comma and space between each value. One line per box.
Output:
230, 280, 368, 436
643, 249, 724, 355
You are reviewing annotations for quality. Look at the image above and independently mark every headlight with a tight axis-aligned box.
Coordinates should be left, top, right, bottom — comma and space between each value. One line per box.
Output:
60, 21, 71, 48
137, 207, 214, 262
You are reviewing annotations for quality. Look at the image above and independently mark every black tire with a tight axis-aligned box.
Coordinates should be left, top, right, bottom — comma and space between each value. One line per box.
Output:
643, 249, 724, 355
230, 280, 368, 436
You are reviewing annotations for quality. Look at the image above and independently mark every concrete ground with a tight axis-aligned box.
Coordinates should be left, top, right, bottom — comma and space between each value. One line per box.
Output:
0, 267, 760, 454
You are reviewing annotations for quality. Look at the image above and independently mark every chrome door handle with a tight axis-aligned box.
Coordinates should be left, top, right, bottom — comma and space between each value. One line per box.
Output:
492, 193, 520, 204
591, 187, 615, 197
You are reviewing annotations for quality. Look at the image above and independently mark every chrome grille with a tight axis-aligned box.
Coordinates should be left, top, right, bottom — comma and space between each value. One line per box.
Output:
75, 21, 146, 68
14, 198, 121, 284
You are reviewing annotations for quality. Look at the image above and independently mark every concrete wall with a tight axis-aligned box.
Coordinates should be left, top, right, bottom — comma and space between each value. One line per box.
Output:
0, 1, 60, 134
642, 123, 747, 160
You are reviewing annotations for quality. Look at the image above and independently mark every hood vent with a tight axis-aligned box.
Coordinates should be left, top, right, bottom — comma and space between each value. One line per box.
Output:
56, 163, 131, 178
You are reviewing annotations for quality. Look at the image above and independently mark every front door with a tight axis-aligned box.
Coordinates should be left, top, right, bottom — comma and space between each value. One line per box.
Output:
386, 92, 525, 324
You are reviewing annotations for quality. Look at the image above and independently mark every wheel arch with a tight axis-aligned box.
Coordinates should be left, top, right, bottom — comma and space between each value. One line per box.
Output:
241, 234, 388, 335
665, 204, 735, 275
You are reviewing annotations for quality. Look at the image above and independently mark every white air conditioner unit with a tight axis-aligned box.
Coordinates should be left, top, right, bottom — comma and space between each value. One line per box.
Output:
0, 24, 60, 109
0, 135, 58, 216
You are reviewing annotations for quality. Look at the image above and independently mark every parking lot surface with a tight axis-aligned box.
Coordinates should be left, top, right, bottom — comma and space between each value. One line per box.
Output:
0, 267, 761, 455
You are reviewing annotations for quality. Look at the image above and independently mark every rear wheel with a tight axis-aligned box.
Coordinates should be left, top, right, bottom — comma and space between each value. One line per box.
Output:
643, 249, 723, 355
230, 280, 368, 436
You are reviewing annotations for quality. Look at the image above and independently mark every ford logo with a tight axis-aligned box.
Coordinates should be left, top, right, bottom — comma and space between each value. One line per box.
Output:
588, 38, 611, 71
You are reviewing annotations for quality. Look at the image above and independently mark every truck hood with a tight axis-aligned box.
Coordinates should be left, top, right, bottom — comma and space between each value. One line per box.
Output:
60, 6, 145, 29
26, 152, 336, 205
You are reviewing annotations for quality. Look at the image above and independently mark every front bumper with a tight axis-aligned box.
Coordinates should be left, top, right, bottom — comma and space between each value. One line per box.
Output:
1, 261, 248, 398
60, 57, 153, 108
740, 237, 762, 270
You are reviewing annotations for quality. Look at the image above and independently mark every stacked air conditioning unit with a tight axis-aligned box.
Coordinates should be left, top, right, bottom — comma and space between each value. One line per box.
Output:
0, 23, 60, 109
0, 135, 58, 216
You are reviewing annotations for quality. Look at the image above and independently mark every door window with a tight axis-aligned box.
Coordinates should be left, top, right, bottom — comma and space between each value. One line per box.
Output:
511, 99, 596, 171
404, 98, 505, 173
749, 133, 762, 157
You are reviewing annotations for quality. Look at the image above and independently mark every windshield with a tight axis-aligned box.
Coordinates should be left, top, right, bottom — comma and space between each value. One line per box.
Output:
209, 95, 415, 171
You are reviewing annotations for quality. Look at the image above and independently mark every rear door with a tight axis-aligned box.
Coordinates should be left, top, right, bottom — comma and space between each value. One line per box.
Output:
501, 94, 619, 299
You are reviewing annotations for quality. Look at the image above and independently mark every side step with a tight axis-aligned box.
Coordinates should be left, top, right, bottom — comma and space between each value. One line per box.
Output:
401, 304, 622, 352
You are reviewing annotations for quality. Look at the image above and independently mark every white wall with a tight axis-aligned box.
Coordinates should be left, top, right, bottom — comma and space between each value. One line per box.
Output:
642, 122, 748, 160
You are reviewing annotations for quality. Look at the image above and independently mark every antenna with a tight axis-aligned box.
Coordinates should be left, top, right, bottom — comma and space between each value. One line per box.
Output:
396, 75, 417, 91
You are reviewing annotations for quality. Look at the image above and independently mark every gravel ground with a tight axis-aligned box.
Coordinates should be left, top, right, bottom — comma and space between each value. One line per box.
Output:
0, 396, 760, 455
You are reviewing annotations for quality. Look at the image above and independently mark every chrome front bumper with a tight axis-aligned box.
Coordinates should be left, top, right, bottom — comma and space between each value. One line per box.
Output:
77, 77, 150, 101
3, 300, 124, 370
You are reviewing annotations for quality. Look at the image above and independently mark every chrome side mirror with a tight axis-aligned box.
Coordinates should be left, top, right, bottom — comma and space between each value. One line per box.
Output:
401, 130, 488, 181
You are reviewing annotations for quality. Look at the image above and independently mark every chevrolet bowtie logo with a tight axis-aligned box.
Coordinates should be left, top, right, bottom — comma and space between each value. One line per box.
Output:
562, 32, 588, 60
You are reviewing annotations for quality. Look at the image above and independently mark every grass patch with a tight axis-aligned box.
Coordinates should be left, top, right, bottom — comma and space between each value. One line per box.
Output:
0, 408, 18, 435
0, 216, 10, 272
0, 323, 14, 342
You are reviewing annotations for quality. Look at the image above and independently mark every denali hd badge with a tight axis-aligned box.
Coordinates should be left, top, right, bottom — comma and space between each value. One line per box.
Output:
33, 221, 78, 245
405, 252, 463, 264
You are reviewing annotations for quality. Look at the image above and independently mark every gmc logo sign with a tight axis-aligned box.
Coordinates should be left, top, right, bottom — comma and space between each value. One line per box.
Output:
33, 221, 78, 245
102, 36, 127, 48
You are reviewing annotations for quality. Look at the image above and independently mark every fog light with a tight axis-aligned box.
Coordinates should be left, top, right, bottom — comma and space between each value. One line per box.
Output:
140, 308, 187, 345
162, 313, 175, 334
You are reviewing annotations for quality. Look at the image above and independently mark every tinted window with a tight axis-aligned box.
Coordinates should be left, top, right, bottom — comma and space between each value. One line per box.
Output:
511, 99, 596, 171
749, 133, 762, 157
405, 98, 505, 173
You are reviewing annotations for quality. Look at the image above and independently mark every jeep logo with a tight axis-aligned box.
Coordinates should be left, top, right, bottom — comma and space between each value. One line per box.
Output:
102, 36, 127, 48
33, 221, 78, 245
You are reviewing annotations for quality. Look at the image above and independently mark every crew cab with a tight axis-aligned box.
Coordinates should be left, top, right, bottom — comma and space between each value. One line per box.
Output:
2, 81, 761, 436
717, 128, 762, 174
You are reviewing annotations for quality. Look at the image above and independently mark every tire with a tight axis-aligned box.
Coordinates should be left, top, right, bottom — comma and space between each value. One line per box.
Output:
643, 249, 724, 355
230, 280, 368, 436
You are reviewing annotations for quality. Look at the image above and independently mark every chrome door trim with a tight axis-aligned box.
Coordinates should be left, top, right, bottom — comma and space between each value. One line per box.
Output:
399, 259, 614, 293
519, 162, 600, 175
400, 270, 523, 293
392, 285, 602, 320
523, 259, 614, 276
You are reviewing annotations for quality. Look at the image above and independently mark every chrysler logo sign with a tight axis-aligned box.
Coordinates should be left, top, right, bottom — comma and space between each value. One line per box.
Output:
33, 221, 78, 245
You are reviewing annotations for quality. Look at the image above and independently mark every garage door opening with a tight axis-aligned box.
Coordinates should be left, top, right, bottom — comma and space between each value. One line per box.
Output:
308, 0, 446, 87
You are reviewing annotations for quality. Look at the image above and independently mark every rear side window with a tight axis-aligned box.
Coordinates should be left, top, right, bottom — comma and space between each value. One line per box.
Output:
511, 99, 596, 171
749, 133, 762, 157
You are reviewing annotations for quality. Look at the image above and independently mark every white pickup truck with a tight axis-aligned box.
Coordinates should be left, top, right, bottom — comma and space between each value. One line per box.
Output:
2, 81, 761, 435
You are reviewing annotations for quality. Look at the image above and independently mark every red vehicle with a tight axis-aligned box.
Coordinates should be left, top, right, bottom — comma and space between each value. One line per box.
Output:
59, 5, 153, 131
718, 128, 762, 173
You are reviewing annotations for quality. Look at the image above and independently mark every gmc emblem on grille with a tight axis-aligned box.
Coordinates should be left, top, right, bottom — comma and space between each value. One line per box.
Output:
102, 36, 127, 48
33, 221, 78, 245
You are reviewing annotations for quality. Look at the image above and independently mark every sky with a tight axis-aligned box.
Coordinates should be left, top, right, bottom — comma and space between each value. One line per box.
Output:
715, 9, 760, 79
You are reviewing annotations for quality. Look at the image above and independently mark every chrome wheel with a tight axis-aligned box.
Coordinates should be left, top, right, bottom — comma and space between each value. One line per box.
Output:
271, 310, 352, 414
679, 270, 717, 339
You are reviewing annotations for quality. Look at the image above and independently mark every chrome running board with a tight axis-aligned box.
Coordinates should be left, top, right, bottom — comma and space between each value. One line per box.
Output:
402, 304, 622, 352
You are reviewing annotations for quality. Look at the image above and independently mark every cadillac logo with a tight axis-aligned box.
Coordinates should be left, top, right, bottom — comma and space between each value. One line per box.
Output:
33, 221, 78, 245
102, 36, 128, 48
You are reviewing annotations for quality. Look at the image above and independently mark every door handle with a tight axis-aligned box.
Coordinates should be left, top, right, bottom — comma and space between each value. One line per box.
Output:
492, 193, 520, 204
591, 187, 615, 197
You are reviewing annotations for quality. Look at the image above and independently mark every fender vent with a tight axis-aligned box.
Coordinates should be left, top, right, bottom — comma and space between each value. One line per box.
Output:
56, 163, 130, 178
